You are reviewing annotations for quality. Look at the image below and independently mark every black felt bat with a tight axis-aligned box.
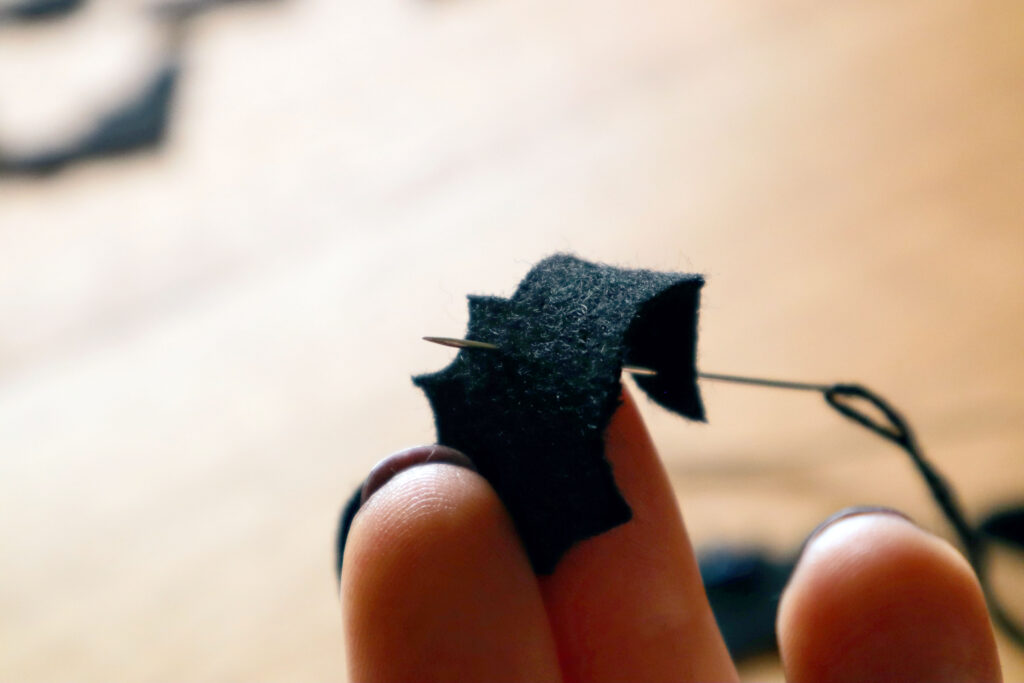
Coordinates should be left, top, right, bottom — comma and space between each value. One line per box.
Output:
412, 254, 706, 573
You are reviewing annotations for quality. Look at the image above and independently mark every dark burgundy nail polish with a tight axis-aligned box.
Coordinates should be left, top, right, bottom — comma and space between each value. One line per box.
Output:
361, 444, 475, 505
800, 505, 913, 557
336, 445, 475, 580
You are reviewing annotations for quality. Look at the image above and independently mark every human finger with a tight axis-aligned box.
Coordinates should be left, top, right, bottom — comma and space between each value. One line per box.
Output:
537, 389, 738, 683
340, 446, 563, 683
777, 508, 1002, 683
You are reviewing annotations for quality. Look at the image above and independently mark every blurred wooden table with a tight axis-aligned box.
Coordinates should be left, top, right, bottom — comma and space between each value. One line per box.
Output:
1, 0, 1022, 679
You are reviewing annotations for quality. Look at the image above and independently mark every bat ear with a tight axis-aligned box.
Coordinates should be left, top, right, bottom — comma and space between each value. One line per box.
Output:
624, 277, 705, 421
467, 296, 511, 337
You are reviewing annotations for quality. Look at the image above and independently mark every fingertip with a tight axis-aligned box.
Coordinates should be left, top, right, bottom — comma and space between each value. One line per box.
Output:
538, 389, 737, 682
340, 462, 561, 683
778, 510, 1001, 683
341, 460, 498, 592
336, 445, 475, 583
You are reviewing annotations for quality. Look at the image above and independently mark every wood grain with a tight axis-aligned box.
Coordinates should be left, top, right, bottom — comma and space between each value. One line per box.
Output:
1, 0, 1022, 679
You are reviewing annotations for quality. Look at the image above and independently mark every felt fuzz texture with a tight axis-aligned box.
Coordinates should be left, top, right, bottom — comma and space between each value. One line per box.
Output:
414, 254, 705, 574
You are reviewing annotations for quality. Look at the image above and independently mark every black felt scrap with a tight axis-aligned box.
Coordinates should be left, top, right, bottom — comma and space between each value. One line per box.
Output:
414, 254, 705, 574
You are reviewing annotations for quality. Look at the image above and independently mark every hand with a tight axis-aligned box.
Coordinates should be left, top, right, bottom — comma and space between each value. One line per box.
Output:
338, 389, 1002, 682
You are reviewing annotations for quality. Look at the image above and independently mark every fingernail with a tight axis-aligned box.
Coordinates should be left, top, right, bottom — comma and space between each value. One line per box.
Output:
800, 506, 913, 556
336, 445, 475, 580
336, 484, 363, 581
361, 444, 475, 505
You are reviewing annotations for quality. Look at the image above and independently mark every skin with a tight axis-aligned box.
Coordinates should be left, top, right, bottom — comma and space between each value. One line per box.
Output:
340, 389, 1002, 682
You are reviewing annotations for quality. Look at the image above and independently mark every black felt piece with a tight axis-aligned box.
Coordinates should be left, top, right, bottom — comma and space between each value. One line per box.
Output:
414, 254, 704, 574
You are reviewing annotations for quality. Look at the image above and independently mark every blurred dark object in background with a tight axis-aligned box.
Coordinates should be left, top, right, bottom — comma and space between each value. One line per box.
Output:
0, 0, 279, 179
982, 506, 1024, 550
701, 547, 795, 661
149, 0, 279, 22
0, 0, 84, 23
0, 60, 179, 177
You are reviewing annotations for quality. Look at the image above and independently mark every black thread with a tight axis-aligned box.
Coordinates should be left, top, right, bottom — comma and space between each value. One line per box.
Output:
819, 383, 1024, 648
707, 373, 1024, 648
823, 384, 980, 563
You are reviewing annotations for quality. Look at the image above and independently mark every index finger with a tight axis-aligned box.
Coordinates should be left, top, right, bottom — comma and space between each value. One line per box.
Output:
538, 388, 738, 682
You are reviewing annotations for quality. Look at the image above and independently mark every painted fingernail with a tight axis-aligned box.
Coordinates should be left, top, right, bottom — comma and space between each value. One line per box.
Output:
361, 444, 475, 505
336, 484, 363, 580
336, 445, 475, 580
801, 505, 913, 556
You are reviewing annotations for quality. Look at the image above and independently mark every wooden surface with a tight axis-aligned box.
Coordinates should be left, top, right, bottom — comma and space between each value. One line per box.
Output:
2, 0, 1023, 680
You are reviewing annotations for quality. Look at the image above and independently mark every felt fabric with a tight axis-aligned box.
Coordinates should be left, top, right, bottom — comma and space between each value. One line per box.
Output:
414, 254, 704, 574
